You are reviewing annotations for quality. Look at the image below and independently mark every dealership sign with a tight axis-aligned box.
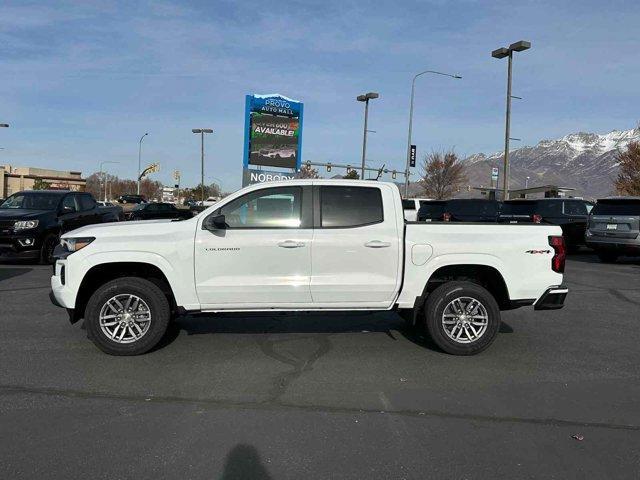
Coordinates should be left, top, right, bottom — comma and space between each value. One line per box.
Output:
242, 94, 304, 178
242, 168, 297, 186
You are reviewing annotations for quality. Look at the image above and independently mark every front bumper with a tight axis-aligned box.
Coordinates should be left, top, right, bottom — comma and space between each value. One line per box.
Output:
534, 286, 568, 310
0, 235, 41, 260
50, 257, 76, 310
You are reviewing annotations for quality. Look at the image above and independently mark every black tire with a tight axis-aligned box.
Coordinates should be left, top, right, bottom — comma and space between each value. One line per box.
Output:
85, 277, 170, 355
39, 234, 58, 265
597, 251, 618, 263
423, 281, 501, 355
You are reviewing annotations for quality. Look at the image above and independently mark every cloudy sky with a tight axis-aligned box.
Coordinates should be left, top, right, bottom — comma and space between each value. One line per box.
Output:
1, 0, 638, 190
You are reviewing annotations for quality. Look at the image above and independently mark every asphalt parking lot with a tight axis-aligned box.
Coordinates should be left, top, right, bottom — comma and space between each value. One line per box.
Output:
1, 254, 640, 479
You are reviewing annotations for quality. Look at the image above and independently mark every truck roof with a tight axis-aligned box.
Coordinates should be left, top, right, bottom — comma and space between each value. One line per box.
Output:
14, 190, 71, 195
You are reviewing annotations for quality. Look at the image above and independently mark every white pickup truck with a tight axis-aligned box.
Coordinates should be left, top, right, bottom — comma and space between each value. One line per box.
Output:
50, 180, 568, 356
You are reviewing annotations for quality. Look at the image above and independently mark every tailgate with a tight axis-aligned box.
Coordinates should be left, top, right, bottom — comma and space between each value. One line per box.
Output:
589, 215, 639, 239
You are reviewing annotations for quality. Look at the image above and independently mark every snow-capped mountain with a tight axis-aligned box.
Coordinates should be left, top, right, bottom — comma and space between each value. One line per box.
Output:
462, 127, 640, 198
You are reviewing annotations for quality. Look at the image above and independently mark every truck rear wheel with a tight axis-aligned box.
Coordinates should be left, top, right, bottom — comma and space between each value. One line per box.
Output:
423, 281, 500, 355
85, 277, 170, 355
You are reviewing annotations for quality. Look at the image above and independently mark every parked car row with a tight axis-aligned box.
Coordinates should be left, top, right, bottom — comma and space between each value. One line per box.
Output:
406, 196, 640, 261
0, 190, 194, 263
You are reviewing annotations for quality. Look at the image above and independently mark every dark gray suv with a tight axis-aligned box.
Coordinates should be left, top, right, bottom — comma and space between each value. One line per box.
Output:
586, 197, 640, 262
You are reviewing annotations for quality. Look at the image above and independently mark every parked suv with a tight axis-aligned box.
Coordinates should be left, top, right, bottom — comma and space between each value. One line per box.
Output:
499, 198, 590, 251
585, 197, 640, 262
0, 190, 119, 263
416, 200, 448, 222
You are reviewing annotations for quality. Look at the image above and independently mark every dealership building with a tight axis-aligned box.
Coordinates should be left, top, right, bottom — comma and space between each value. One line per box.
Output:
0, 164, 86, 199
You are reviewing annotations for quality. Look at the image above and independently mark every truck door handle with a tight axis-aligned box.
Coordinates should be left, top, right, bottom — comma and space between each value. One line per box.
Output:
278, 240, 305, 248
365, 240, 391, 248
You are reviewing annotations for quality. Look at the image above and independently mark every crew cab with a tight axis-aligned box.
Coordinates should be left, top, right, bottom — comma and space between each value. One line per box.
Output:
1, 190, 120, 263
50, 180, 567, 356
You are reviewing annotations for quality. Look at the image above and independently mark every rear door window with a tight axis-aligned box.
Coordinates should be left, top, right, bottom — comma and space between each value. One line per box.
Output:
320, 186, 383, 228
563, 200, 587, 216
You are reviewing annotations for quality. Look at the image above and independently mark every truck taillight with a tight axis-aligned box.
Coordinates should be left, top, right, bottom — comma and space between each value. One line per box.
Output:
549, 235, 566, 273
532, 214, 542, 224
443, 212, 451, 222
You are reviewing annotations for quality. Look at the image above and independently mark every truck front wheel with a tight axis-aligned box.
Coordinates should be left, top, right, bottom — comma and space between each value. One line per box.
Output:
423, 281, 501, 355
85, 277, 170, 355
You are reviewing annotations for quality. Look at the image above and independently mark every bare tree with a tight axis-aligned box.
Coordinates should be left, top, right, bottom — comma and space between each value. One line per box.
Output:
615, 141, 640, 196
84, 172, 161, 200
297, 163, 320, 179
419, 150, 467, 199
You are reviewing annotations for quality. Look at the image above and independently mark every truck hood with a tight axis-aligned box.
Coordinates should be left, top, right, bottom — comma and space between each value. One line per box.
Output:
0, 208, 52, 220
61, 218, 184, 238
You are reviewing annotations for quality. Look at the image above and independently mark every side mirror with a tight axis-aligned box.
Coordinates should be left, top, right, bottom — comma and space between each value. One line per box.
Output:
204, 214, 227, 230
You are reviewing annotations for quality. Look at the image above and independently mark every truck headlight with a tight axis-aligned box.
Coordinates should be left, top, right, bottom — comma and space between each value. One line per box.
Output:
61, 237, 95, 253
13, 220, 39, 231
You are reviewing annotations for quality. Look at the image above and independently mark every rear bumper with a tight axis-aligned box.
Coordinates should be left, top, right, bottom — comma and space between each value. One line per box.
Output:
586, 238, 640, 254
534, 286, 568, 310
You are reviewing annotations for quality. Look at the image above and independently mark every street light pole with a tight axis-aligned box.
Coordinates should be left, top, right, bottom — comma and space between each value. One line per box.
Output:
404, 71, 461, 197
99, 161, 119, 201
492, 40, 531, 200
503, 52, 513, 201
357, 92, 379, 179
137, 132, 149, 195
192, 128, 213, 202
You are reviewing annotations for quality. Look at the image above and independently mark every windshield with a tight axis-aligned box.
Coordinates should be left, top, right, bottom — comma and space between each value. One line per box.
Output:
0, 192, 61, 210
592, 200, 640, 216
501, 201, 537, 215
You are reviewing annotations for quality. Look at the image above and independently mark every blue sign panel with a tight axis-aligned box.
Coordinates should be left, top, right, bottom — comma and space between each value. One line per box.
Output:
243, 94, 304, 171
